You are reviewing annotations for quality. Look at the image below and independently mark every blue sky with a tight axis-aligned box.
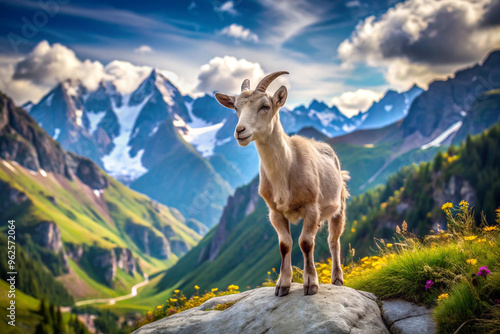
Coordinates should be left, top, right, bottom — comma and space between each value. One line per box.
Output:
1, 0, 499, 115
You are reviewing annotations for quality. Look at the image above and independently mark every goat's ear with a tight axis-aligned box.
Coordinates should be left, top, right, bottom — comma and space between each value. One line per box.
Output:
272, 86, 287, 111
215, 93, 236, 109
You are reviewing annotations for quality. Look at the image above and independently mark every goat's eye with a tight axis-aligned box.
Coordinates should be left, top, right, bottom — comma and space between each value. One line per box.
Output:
260, 105, 270, 112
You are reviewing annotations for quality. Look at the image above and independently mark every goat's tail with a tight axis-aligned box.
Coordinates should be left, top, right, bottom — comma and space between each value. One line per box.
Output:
341, 170, 350, 209
340, 171, 350, 232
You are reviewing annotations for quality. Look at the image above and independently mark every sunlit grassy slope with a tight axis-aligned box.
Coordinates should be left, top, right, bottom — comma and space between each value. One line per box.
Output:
0, 160, 201, 301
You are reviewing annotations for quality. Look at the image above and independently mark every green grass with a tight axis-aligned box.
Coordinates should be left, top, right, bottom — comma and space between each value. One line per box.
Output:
0, 160, 202, 303
340, 208, 500, 334
0, 280, 41, 334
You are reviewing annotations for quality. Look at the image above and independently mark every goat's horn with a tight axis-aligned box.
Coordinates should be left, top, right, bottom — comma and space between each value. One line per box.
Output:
241, 79, 250, 92
255, 71, 289, 92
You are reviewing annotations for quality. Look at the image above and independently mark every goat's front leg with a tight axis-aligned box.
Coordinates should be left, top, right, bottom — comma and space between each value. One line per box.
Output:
270, 210, 292, 297
299, 204, 320, 296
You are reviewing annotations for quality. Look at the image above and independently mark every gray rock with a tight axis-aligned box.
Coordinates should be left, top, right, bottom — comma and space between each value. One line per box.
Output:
382, 299, 435, 334
390, 314, 436, 334
133, 283, 389, 334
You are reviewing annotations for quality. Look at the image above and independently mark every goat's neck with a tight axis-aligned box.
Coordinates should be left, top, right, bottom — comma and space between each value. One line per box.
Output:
255, 117, 293, 179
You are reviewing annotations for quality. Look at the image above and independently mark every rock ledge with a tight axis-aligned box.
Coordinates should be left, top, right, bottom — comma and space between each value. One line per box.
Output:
133, 283, 389, 334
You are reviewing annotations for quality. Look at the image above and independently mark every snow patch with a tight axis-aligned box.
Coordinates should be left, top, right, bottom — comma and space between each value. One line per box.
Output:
216, 137, 232, 146
53, 128, 61, 140
180, 121, 225, 156
45, 93, 54, 106
102, 94, 151, 180
2, 161, 17, 173
308, 109, 338, 127
75, 109, 83, 126
149, 125, 159, 137
384, 105, 393, 112
93, 189, 102, 198
421, 121, 463, 150
40, 169, 47, 177
155, 74, 175, 105
87, 111, 107, 133
185, 100, 211, 128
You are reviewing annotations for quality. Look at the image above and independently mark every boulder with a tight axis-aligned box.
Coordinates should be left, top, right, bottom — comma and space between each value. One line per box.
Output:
133, 284, 389, 334
382, 299, 436, 334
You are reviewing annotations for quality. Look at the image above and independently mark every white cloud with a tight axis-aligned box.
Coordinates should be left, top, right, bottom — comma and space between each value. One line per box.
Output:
214, 1, 239, 16
220, 24, 259, 43
1, 41, 187, 104
196, 56, 289, 95
134, 45, 153, 54
338, 0, 500, 89
13, 40, 104, 91
330, 89, 382, 117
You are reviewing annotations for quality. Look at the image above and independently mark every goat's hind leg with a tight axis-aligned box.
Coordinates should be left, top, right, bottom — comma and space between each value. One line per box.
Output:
329, 208, 345, 286
299, 204, 320, 296
270, 210, 293, 297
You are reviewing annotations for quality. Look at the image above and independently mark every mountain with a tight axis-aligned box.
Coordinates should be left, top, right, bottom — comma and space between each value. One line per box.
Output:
325, 50, 500, 195
0, 91, 201, 301
28, 71, 233, 228
355, 85, 423, 130
149, 120, 500, 298
390, 50, 500, 151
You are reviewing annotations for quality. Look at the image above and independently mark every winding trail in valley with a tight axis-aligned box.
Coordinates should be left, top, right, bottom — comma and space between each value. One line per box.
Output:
73, 273, 150, 307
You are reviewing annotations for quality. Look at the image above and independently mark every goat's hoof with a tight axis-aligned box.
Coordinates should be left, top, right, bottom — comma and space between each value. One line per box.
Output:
333, 279, 343, 286
303, 283, 319, 296
275, 285, 290, 297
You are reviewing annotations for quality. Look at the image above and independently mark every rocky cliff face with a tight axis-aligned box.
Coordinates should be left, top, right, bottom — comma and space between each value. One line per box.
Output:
32, 221, 63, 252
207, 177, 260, 261
0, 92, 108, 190
432, 174, 475, 209
115, 248, 137, 275
126, 222, 171, 259
91, 247, 117, 285
396, 50, 500, 150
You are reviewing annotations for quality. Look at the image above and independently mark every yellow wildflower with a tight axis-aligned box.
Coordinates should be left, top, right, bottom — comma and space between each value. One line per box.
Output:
174, 289, 180, 294
156, 305, 162, 309
380, 202, 387, 209
489, 241, 495, 247
272, 268, 276, 272
322, 270, 330, 276
438, 293, 449, 301
267, 271, 271, 275
212, 288, 218, 293
483, 226, 498, 232
442, 202, 453, 213
464, 236, 477, 241
386, 243, 393, 248
228, 284, 239, 290
466, 259, 478, 265
459, 200, 469, 209
170, 298, 177, 303
193, 296, 199, 300
351, 227, 356, 233
477, 238, 486, 243
194, 285, 200, 290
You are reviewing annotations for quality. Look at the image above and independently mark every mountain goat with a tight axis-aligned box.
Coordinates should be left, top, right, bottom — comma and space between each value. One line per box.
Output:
215, 71, 349, 296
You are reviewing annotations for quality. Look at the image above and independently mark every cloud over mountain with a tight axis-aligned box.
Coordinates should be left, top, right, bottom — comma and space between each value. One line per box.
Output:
0, 41, 182, 103
338, 0, 500, 88
330, 89, 382, 117
196, 56, 288, 95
